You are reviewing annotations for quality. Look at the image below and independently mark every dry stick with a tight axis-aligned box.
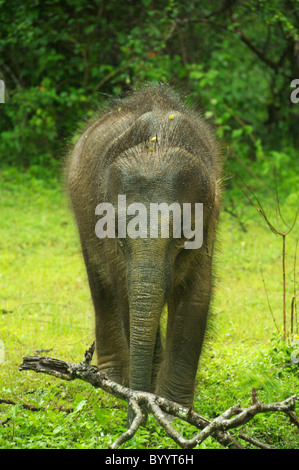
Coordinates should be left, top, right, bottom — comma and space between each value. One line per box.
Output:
109, 399, 143, 449
92, 59, 134, 94
0, 398, 73, 414
252, 387, 258, 405
19, 351, 298, 449
238, 434, 274, 449
219, 396, 298, 430
230, 150, 272, 191
232, 169, 299, 339
0, 398, 43, 412
19, 340, 244, 449
147, 398, 187, 449
293, 239, 299, 335
291, 293, 299, 337
183, 405, 243, 449
296, 240, 298, 333
19, 353, 240, 449
274, 171, 292, 232
287, 410, 299, 428
274, 175, 287, 339
283, 233, 286, 338
160, 395, 299, 450
260, 267, 280, 334
274, 177, 299, 339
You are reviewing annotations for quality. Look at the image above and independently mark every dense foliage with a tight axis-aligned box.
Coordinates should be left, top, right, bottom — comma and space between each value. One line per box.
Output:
0, 0, 298, 193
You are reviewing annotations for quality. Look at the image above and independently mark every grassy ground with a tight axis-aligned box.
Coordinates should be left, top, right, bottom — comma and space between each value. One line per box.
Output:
0, 167, 298, 449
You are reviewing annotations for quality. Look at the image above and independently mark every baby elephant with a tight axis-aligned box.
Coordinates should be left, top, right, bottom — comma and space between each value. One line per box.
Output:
66, 85, 222, 416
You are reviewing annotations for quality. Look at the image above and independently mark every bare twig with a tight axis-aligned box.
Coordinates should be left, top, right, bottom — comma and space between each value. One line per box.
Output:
0, 398, 73, 414
229, 149, 272, 191
231, 169, 298, 339
286, 410, 299, 429
92, 59, 134, 94
109, 399, 143, 449
260, 267, 280, 334
19, 352, 240, 448
175, 12, 290, 76
148, 397, 188, 448
291, 293, 299, 337
80, 341, 95, 365
252, 387, 258, 405
293, 239, 299, 335
239, 434, 274, 449
164, 19, 178, 41
0, 398, 43, 412
223, 196, 248, 232
19, 349, 299, 449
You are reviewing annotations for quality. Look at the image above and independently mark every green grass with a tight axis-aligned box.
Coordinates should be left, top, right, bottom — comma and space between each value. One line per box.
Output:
0, 167, 298, 449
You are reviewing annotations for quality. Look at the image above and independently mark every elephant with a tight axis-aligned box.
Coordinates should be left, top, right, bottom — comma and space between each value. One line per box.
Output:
66, 84, 222, 420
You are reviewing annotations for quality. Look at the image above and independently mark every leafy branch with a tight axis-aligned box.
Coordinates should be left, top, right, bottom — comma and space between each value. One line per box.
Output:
172, 5, 297, 79
19, 343, 299, 449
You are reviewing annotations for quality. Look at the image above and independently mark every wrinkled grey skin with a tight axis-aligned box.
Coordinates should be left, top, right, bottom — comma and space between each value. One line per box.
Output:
66, 85, 222, 420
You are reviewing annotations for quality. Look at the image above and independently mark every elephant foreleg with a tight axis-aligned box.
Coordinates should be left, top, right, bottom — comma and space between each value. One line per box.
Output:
155, 284, 211, 407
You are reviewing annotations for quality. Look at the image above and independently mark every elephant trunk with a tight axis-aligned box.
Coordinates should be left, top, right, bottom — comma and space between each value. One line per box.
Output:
127, 248, 169, 393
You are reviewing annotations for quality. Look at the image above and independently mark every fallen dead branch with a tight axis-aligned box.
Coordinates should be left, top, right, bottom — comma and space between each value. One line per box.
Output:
0, 398, 74, 415
18, 343, 299, 449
